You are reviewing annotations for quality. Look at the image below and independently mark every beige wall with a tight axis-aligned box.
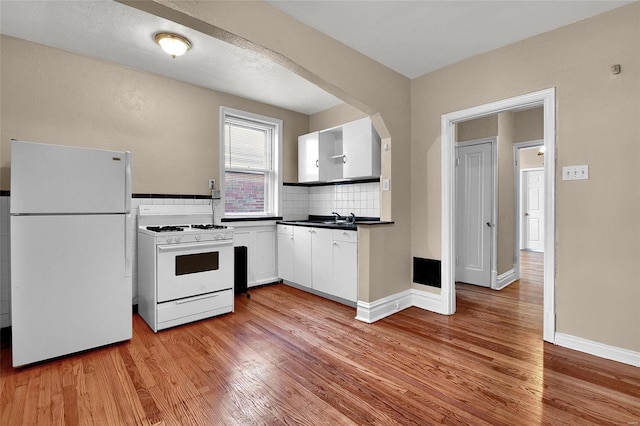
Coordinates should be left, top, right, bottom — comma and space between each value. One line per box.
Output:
496, 112, 515, 275
0, 35, 309, 192
514, 107, 543, 143
412, 3, 639, 351
520, 148, 544, 169
309, 103, 366, 133
126, 0, 413, 302
456, 115, 498, 142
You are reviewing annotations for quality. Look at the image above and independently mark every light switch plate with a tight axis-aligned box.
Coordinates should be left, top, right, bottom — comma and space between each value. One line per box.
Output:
562, 165, 589, 180
382, 178, 390, 191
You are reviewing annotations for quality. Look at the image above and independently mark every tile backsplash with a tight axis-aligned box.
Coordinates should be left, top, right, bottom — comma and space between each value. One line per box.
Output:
0, 183, 377, 328
282, 181, 380, 221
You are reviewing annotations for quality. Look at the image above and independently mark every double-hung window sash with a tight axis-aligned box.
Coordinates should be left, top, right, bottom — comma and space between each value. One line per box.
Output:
224, 116, 274, 215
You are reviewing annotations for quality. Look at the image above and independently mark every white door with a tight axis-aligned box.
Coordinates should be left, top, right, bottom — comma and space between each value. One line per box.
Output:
522, 169, 545, 252
456, 142, 493, 287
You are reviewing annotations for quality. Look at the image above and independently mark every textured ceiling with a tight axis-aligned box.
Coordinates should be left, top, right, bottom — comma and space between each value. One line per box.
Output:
0, 0, 342, 115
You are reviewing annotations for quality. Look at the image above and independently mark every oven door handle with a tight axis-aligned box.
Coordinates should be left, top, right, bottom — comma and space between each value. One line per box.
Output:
175, 293, 220, 304
158, 241, 233, 252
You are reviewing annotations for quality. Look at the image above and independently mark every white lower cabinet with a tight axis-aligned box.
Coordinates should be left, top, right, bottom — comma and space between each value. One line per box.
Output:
292, 226, 312, 288
277, 224, 357, 304
330, 230, 358, 302
277, 225, 294, 282
233, 224, 278, 288
310, 228, 333, 294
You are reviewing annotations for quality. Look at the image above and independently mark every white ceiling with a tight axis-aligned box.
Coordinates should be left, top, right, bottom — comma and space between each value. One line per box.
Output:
267, 0, 632, 79
1, 0, 632, 114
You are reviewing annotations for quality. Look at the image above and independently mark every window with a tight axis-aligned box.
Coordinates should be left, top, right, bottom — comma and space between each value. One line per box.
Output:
220, 107, 281, 217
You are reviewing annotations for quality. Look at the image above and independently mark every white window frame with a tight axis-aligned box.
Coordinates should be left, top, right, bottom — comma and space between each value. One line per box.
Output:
219, 106, 282, 218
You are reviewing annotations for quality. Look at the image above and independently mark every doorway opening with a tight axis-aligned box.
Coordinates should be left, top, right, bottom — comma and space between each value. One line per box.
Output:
441, 88, 556, 343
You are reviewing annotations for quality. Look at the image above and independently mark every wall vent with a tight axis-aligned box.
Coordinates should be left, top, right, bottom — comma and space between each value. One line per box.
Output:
413, 257, 441, 288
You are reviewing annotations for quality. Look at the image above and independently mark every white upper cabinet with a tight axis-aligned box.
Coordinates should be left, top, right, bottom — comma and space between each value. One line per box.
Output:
298, 131, 339, 183
342, 117, 381, 179
297, 117, 381, 183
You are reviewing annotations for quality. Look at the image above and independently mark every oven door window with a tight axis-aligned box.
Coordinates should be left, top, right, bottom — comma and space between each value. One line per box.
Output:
175, 251, 219, 275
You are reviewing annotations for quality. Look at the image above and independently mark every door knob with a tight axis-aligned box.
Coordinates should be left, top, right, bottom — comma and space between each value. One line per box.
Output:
486, 222, 493, 227
525, 212, 529, 216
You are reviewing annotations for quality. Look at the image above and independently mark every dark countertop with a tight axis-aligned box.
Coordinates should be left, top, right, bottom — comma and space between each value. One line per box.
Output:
277, 215, 393, 231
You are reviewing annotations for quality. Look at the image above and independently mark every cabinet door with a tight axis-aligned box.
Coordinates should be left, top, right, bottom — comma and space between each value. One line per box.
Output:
234, 226, 278, 288
333, 240, 358, 302
293, 227, 312, 287
277, 232, 294, 282
254, 228, 277, 284
342, 117, 381, 179
311, 228, 333, 293
298, 132, 319, 182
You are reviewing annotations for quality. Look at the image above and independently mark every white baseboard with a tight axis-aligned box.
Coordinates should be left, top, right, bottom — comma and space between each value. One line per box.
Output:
355, 290, 412, 323
357, 289, 640, 368
495, 268, 517, 290
355, 288, 446, 323
411, 288, 446, 314
555, 333, 640, 367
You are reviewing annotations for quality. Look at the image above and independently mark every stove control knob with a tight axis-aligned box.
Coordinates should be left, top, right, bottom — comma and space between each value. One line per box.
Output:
195, 235, 201, 241
214, 234, 221, 240
175, 236, 182, 243
166, 236, 174, 244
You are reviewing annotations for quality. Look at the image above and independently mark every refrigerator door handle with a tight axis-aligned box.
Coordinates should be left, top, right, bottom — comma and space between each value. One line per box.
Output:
124, 151, 132, 214
125, 214, 132, 278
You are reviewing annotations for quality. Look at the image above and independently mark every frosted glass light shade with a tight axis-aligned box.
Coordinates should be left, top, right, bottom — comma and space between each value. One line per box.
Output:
154, 33, 191, 58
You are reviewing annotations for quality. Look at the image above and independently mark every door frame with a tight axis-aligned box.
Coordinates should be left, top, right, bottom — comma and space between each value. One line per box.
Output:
441, 88, 556, 343
455, 138, 498, 289
514, 140, 544, 271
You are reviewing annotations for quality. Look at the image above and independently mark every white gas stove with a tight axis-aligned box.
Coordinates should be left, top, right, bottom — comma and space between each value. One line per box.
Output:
137, 205, 234, 332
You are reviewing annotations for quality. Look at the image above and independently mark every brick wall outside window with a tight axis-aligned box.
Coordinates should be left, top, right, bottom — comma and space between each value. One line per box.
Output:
225, 171, 265, 213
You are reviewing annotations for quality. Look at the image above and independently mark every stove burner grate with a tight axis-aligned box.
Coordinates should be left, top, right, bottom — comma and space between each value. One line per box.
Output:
191, 224, 228, 230
146, 226, 185, 233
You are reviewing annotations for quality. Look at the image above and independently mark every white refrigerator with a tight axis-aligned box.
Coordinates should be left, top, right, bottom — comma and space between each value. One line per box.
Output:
10, 140, 132, 367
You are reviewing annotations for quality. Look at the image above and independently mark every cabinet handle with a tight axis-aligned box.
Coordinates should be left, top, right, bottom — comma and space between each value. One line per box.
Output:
342, 155, 347, 164
332, 241, 338, 245
315, 159, 319, 168
290, 236, 294, 240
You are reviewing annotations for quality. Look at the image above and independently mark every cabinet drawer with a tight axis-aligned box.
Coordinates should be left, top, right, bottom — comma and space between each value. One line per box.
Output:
157, 289, 233, 327
333, 229, 357, 243
277, 224, 294, 235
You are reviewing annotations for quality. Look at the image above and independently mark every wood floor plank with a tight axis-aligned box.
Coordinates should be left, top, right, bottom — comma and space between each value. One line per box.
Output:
1, 251, 639, 424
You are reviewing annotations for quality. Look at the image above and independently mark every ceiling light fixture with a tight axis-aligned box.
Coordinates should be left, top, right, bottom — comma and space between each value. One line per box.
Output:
154, 32, 191, 58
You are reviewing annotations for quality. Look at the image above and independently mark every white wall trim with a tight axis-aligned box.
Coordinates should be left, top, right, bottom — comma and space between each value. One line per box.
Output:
355, 289, 412, 323
495, 268, 517, 290
411, 288, 446, 314
356, 289, 640, 368
441, 87, 556, 342
555, 333, 640, 367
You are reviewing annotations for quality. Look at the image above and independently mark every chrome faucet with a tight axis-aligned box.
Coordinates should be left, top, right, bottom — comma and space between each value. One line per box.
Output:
331, 212, 342, 222
348, 212, 356, 223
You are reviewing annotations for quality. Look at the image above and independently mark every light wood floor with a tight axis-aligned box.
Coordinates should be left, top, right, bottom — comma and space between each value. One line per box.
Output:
2, 251, 639, 425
